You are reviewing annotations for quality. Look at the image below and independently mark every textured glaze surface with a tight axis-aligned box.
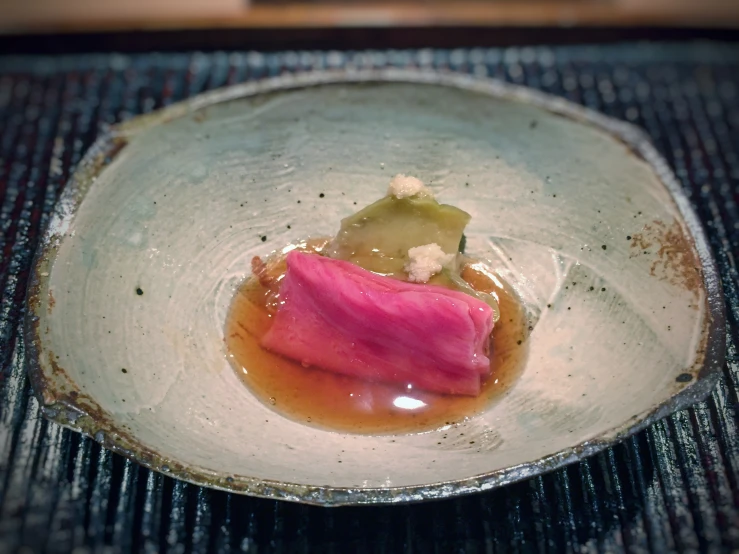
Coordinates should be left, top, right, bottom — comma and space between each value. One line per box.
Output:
25, 69, 723, 504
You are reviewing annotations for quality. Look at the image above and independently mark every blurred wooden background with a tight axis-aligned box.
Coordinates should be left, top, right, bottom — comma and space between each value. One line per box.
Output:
3, 0, 739, 34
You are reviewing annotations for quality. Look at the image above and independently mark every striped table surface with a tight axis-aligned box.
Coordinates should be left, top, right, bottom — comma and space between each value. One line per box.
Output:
0, 45, 738, 553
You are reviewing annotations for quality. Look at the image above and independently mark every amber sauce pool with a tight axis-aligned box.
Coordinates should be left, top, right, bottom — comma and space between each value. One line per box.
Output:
225, 242, 529, 434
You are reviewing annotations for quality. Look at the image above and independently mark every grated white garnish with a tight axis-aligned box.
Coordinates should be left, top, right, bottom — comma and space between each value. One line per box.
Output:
404, 243, 454, 283
387, 174, 432, 199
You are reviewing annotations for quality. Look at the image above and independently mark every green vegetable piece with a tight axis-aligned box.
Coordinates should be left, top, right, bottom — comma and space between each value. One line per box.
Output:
443, 267, 501, 322
325, 195, 470, 276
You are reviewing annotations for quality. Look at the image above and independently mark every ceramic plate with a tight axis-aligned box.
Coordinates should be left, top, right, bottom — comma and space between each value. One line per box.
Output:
25, 69, 724, 506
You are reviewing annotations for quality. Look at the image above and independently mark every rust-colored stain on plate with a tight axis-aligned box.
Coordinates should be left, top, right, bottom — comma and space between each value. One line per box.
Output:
630, 218, 702, 299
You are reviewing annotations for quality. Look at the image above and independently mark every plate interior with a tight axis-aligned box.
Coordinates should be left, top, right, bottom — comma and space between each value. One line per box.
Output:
27, 76, 719, 504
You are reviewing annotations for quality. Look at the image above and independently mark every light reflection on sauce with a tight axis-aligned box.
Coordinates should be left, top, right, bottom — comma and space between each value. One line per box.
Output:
225, 240, 529, 435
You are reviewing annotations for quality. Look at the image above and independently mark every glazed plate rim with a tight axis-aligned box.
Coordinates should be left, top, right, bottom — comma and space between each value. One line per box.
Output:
24, 68, 726, 506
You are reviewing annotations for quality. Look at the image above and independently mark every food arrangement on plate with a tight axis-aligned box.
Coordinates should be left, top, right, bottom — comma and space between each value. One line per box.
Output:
226, 174, 528, 434
25, 72, 723, 504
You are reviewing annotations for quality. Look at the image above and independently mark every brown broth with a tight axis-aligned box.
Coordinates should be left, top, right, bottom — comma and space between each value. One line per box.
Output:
225, 244, 529, 435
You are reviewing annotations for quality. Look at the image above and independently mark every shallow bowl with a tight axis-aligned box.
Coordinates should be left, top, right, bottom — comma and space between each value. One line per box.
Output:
25, 69, 724, 506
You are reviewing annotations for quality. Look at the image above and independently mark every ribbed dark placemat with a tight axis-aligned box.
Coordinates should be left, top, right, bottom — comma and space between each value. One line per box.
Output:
1, 44, 738, 553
